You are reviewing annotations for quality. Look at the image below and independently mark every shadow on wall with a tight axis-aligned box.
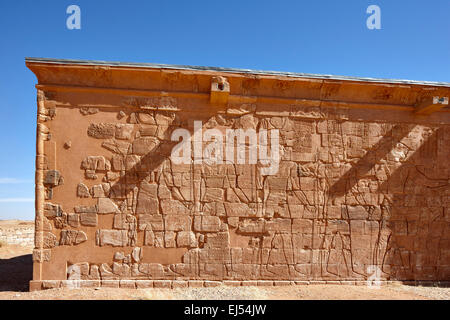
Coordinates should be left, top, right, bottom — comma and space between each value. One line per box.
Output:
380, 127, 449, 282
0, 254, 33, 292
328, 124, 449, 282
77, 104, 449, 283
109, 111, 218, 205
109, 114, 450, 282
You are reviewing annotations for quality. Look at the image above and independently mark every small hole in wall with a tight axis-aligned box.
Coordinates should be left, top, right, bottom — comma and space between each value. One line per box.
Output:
218, 83, 224, 91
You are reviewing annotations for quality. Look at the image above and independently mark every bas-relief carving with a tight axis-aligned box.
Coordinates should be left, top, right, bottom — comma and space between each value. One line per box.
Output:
37, 100, 450, 282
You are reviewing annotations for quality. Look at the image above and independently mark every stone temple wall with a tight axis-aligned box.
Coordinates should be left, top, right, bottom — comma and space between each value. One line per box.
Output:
27, 59, 450, 290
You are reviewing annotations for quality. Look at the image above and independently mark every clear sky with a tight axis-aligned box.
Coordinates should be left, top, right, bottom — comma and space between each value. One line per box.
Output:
0, 0, 448, 220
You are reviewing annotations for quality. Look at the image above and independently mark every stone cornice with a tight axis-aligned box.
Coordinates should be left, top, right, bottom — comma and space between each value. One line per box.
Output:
26, 58, 450, 113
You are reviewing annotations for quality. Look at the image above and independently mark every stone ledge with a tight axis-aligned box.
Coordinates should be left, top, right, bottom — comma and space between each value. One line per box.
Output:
29, 280, 450, 291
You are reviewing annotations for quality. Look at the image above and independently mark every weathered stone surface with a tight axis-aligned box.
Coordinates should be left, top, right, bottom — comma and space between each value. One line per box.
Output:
161, 199, 190, 215
176, 231, 198, 248
144, 229, 155, 246
224, 203, 253, 217
115, 124, 134, 140
138, 214, 164, 231
120, 280, 136, 288
88, 265, 101, 280
204, 232, 230, 248
164, 215, 192, 231
60, 230, 87, 245
114, 251, 125, 261
54, 215, 68, 229
80, 107, 99, 115
101, 280, 120, 288
44, 202, 62, 218
194, 216, 221, 232
203, 188, 224, 202
102, 139, 131, 155
138, 263, 164, 277
87, 123, 116, 139
99, 263, 116, 280
139, 124, 158, 137
97, 197, 120, 214
131, 247, 142, 263
80, 212, 98, 227
82, 156, 111, 171
113, 213, 127, 229
96, 230, 128, 247
91, 184, 106, 198
33, 249, 51, 262
41, 280, 61, 289
118, 111, 126, 119
137, 112, 156, 124
74, 205, 97, 213
164, 231, 176, 248
188, 280, 204, 288
136, 182, 159, 214
237, 219, 265, 235
204, 280, 221, 287
28, 60, 450, 289
172, 280, 188, 288
67, 213, 80, 228
81, 156, 111, 179
153, 280, 171, 288
44, 170, 63, 186
132, 137, 159, 155
77, 183, 90, 198
135, 280, 153, 288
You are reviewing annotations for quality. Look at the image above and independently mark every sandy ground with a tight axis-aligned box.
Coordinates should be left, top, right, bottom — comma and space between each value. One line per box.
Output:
2, 283, 450, 300
0, 220, 34, 228
0, 243, 449, 300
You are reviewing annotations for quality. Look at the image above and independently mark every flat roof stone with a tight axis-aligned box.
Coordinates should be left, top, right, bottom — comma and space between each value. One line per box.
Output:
25, 57, 450, 88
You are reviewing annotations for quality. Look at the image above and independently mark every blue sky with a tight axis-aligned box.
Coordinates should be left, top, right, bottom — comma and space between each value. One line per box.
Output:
0, 0, 449, 220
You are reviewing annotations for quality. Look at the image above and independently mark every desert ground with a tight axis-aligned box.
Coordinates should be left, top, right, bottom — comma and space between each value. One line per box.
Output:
0, 220, 449, 300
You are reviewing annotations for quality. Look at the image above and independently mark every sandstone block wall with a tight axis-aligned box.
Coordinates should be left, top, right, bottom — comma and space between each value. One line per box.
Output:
26, 58, 450, 289
0, 223, 34, 246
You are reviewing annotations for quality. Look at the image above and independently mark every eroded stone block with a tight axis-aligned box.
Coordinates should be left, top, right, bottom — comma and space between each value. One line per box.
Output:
80, 212, 98, 227
60, 230, 87, 245
87, 123, 116, 139
194, 216, 221, 232
96, 230, 128, 247
97, 197, 120, 214
176, 231, 198, 248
